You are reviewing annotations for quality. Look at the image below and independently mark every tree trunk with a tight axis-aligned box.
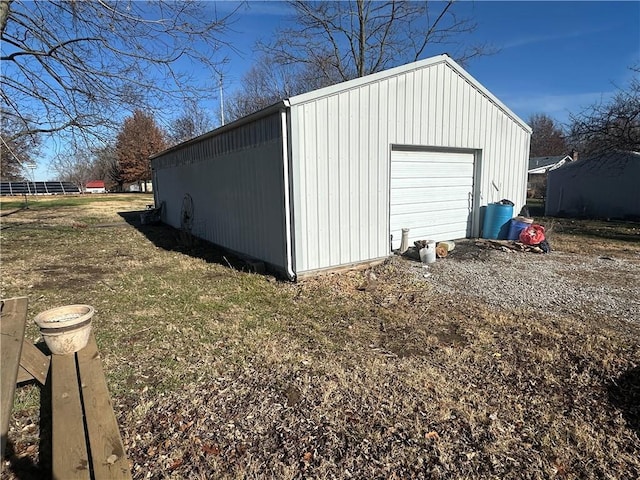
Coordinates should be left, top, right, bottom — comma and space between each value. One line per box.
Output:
0, 0, 12, 37
357, 0, 366, 77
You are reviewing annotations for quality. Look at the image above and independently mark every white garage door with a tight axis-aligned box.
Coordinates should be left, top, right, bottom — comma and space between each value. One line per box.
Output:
390, 149, 475, 250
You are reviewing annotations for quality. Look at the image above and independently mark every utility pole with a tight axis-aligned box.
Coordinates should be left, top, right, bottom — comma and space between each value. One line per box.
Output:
219, 73, 225, 127
25, 162, 36, 208
26, 162, 36, 183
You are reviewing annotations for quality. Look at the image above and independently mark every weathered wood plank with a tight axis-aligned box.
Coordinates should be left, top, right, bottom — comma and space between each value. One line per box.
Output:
16, 366, 35, 384
51, 353, 91, 480
77, 334, 131, 480
1, 297, 28, 460
19, 341, 50, 385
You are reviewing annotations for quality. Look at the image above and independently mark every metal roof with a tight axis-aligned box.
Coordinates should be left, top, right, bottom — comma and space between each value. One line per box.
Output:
528, 155, 571, 171
85, 180, 105, 188
151, 102, 286, 161
152, 54, 532, 162
551, 150, 640, 173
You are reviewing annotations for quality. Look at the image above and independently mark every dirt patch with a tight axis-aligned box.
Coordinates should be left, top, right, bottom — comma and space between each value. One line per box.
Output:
32, 264, 110, 290
433, 322, 468, 347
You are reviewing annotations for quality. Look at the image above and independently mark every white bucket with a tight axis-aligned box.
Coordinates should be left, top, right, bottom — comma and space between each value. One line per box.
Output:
419, 240, 436, 264
439, 240, 455, 252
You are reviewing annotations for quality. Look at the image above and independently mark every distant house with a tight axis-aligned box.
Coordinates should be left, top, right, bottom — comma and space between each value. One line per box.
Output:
545, 150, 640, 219
527, 153, 574, 198
85, 180, 106, 193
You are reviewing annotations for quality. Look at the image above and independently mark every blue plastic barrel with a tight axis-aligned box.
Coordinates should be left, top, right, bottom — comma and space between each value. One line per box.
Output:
483, 203, 514, 239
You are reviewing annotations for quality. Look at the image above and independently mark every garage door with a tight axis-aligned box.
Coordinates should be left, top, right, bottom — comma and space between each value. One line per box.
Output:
390, 149, 475, 250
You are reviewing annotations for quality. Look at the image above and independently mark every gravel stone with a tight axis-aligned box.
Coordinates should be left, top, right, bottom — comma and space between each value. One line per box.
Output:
401, 241, 640, 322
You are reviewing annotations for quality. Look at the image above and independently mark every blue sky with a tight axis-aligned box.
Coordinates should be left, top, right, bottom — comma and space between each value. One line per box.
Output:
30, 1, 639, 180
217, 0, 639, 126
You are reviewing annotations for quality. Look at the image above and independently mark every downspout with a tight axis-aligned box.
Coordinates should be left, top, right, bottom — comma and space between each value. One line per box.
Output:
281, 101, 296, 281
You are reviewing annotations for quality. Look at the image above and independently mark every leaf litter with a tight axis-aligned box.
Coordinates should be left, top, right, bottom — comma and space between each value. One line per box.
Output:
1, 196, 639, 479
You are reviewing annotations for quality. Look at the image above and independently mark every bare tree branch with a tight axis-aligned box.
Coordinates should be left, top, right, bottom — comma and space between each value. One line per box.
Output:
568, 66, 640, 155
238, 0, 492, 118
1, 0, 235, 146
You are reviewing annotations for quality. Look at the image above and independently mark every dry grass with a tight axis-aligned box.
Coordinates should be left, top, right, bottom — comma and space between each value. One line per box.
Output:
1, 195, 638, 479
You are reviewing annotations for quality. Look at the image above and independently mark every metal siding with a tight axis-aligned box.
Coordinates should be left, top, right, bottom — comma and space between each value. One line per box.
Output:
368, 82, 380, 257
387, 76, 398, 142
304, 102, 319, 270
327, 95, 341, 266
413, 70, 423, 143
349, 89, 361, 259
404, 71, 414, 143
290, 60, 530, 274
152, 113, 288, 272
338, 91, 351, 264
378, 82, 390, 253
359, 86, 370, 265
427, 67, 437, 144
317, 98, 330, 268
546, 153, 640, 218
291, 106, 305, 269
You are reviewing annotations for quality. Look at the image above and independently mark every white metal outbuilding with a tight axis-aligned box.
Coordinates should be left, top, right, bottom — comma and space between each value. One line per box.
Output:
151, 55, 531, 280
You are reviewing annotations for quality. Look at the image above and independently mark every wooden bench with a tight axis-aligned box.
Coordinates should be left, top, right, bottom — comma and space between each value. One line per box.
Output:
2, 298, 131, 478
1, 297, 31, 460
51, 333, 132, 480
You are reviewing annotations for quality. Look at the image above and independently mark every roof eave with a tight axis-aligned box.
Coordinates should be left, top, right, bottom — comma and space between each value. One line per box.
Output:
150, 101, 288, 161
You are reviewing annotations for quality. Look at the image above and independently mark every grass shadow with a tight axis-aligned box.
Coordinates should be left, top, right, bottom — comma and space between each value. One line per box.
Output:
2, 375, 52, 479
608, 366, 640, 438
545, 218, 640, 243
117, 209, 257, 274
0, 208, 26, 218
1, 439, 43, 480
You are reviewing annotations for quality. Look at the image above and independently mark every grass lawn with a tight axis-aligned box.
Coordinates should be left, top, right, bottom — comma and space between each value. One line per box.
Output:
1, 194, 638, 479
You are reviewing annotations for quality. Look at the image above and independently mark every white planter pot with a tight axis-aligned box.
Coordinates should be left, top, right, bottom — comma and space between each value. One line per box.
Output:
34, 305, 94, 355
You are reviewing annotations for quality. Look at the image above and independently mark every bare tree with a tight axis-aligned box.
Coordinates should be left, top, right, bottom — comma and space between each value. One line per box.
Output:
227, 0, 490, 119
51, 148, 95, 190
568, 66, 640, 155
116, 110, 167, 191
168, 101, 214, 146
1, 115, 40, 180
1, 0, 234, 145
528, 114, 567, 157
262, 1, 486, 82
50, 142, 124, 191
91, 143, 123, 191
226, 56, 299, 122
225, 53, 341, 121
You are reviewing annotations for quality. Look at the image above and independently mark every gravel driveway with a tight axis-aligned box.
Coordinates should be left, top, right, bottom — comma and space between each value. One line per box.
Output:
402, 240, 640, 322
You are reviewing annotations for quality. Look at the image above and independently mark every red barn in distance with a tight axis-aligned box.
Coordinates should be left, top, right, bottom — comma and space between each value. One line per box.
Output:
85, 180, 106, 193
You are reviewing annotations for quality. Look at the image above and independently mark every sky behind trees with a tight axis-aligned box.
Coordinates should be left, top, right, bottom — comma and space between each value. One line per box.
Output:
219, 1, 638, 126
10, 0, 639, 181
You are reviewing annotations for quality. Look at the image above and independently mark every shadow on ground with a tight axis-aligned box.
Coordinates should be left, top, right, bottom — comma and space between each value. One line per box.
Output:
608, 366, 640, 439
117, 210, 256, 274
551, 219, 640, 243
2, 375, 51, 480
